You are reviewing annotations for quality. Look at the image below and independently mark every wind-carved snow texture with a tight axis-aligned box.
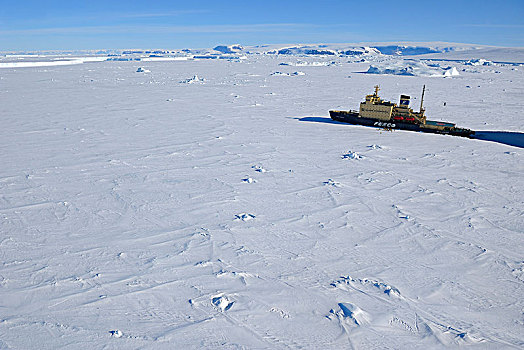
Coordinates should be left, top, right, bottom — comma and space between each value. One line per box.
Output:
328, 274, 488, 347
0, 43, 523, 349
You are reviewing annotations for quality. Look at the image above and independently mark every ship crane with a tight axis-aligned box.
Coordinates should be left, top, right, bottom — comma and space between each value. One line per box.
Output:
419, 85, 426, 114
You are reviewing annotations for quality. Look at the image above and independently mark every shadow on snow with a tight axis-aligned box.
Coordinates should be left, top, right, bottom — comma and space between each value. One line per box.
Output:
295, 116, 343, 124
472, 131, 524, 148
297, 117, 524, 149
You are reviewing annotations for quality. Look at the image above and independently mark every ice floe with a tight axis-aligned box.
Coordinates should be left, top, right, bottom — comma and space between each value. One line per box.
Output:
464, 58, 494, 66
366, 61, 460, 77
214, 44, 244, 54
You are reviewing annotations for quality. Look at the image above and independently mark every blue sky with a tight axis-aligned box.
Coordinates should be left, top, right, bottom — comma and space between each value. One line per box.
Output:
1, 0, 523, 50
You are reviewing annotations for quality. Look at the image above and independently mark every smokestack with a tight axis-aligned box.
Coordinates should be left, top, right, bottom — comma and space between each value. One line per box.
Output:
400, 95, 410, 107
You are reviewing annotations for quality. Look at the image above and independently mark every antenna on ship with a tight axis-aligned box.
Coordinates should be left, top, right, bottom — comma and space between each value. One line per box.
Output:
419, 85, 426, 114
374, 85, 380, 96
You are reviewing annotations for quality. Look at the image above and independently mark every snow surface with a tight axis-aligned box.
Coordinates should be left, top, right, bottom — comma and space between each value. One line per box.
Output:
0, 43, 523, 349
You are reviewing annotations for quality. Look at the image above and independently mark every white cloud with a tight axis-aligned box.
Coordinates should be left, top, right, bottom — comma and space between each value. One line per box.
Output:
0, 23, 310, 36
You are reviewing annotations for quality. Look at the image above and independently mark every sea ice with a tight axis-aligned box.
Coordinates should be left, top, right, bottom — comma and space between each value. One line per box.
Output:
0, 42, 522, 350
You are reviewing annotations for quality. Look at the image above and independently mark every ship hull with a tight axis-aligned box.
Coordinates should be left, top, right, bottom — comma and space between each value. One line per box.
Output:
329, 110, 475, 138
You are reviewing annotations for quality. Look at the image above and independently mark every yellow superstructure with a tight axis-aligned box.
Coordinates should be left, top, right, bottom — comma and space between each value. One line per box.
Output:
359, 85, 426, 124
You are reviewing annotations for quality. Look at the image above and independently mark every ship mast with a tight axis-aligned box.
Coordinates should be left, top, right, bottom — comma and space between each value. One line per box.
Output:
419, 85, 426, 114
374, 85, 380, 96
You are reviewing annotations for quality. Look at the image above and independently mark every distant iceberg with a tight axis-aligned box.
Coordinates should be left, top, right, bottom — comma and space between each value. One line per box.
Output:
214, 45, 244, 54
373, 45, 452, 56
267, 46, 337, 56
365, 61, 460, 77
464, 58, 494, 66
443, 66, 460, 76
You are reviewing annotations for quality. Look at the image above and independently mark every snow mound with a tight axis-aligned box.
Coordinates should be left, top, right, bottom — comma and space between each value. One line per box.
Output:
323, 179, 341, 187
417, 318, 486, 346
328, 303, 370, 326
109, 330, 123, 338
179, 75, 205, 84
242, 177, 256, 183
235, 213, 256, 221
270, 71, 305, 76
216, 269, 258, 281
251, 165, 267, 172
331, 275, 402, 298
214, 44, 243, 54
212, 294, 234, 311
342, 151, 364, 160
269, 307, 290, 319
366, 61, 460, 77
